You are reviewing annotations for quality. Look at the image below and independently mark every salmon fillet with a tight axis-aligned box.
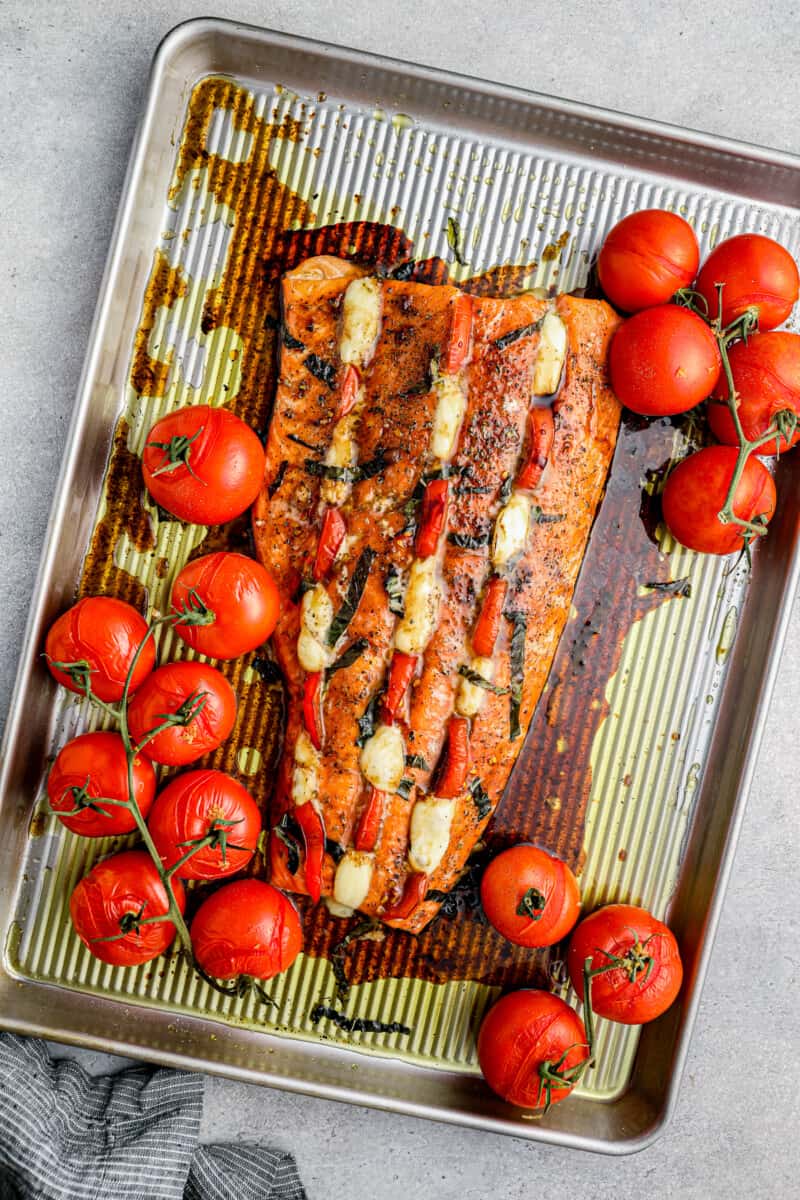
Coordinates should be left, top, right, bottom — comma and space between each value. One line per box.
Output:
252, 257, 621, 931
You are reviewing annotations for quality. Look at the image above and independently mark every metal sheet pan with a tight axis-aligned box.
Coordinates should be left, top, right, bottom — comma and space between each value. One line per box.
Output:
1, 16, 800, 1152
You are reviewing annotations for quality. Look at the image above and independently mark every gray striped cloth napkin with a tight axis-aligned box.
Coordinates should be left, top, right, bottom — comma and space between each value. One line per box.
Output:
0, 1035, 306, 1200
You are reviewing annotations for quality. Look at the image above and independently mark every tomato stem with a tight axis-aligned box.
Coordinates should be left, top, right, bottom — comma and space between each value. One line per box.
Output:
147, 427, 205, 482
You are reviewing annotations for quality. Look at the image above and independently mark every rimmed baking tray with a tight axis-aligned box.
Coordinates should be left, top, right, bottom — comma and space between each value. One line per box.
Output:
1, 17, 799, 1152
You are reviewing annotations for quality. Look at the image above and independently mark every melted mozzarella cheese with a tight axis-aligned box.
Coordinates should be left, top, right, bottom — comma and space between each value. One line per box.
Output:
455, 655, 496, 718
533, 311, 567, 396
409, 798, 455, 874
492, 492, 530, 567
324, 896, 355, 918
334, 851, 374, 910
291, 730, 321, 809
320, 413, 357, 506
298, 584, 334, 671
394, 557, 441, 655
431, 373, 467, 460
360, 723, 406, 792
340, 276, 382, 366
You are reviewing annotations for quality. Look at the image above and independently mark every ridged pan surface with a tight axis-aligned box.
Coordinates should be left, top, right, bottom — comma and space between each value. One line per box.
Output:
9, 68, 800, 1101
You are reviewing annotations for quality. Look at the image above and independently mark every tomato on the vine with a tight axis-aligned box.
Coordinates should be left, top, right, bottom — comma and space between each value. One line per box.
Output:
480, 845, 580, 948
142, 405, 266, 525
695, 234, 799, 331
477, 991, 590, 1110
127, 661, 237, 766
190, 879, 302, 980
662, 445, 776, 555
70, 849, 185, 966
567, 903, 683, 1025
171, 552, 280, 660
708, 331, 800, 454
48, 731, 156, 837
597, 210, 700, 312
609, 305, 721, 416
45, 596, 155, 702
148, 769, 261, 880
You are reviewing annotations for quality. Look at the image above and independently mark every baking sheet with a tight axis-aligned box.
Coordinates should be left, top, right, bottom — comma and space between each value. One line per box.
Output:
1, 17, 799, 1150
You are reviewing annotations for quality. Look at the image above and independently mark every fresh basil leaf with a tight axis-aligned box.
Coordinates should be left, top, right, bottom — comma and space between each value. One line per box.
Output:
530, 506, 565, 524
508, 611, 527, 740
303, 354, 337, 389
273, 813, 301, 875
493, 318, 543, 351
468, 776, 492, 820
457, 664, 509, 695
267, 460, 288, 498
287, 431, 325, 453
327, 637, 368, 678
328, 549, 375, 647
405, 753, 429, 770
385, 566, 406, 616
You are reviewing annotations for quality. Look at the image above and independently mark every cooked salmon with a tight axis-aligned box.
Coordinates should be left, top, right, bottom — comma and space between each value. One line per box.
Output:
252, 257, 621, 931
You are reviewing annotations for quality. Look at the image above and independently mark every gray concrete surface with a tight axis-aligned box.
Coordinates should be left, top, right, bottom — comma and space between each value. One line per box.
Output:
2, 2, 799, 1196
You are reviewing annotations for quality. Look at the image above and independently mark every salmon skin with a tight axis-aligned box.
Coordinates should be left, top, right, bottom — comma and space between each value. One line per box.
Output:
252, 256, 621, 931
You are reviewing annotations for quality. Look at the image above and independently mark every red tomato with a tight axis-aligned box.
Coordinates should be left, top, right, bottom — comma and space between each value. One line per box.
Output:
609, 306, 721, 416
45, 597, 155, 702
567, 903, 683, 1025
147, 769, 261, 880
48, 731, 156, 837
695, 234, 799, 330
191, 879, 302, 979
597, 210, 700, 312
480, 845, 581, 948
708, 331, 800, 454
70, 849, 185, 966
477, 991, 590, 1110
662, 446, 776, 555
142, 405, 266, 525
171, 552, 280, 660
127, 661, 237, 766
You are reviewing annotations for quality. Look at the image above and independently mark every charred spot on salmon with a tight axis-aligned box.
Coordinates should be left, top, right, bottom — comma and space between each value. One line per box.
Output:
328, 549, 376, 647
326, 637, 369, 678
531, 506, 566, 525
267, 460, 288, 498
458, 664, 510, 696
303, 354, 337, 389
448, 529, 492, 550
643, 577, 692, 598
282, 327, 305, 351
287, 431, 325, 453
250, 656, 282, 685
507, 611, 527, 740
469, 776, 492, 820
405, 753, 429, 770
310, 1004, 411, 1036
385, 566, 405, 616
356, 448, 389, 481
274, 813, 301, 875
493, 318, 544, 351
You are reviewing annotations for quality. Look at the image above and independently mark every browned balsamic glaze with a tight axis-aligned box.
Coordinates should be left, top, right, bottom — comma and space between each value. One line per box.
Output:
82, 77, 682, 989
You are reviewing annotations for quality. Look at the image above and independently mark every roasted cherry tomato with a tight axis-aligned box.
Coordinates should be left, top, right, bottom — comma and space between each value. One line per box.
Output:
171, 551, 280, 660
70, 849, 185, 966
567, 903, 683, 1025
477, 991, 590, 1110
434, 716, 471, 798
609, 305, 721, 416
662, 445, 776, 555
147, 769, 261, 880
695, 233, 799, 331
48, 731, 156, 837
45, 596, 155, 703
127, 661, 237, 766
382, 871, 429, 921
516, 406, 555, 491
472, 576, 508, 658
380, 652, 417, 724
480, 845, 581, 948
708, 331, 800, 454
142, 405, 266, 525
191, 878, 302, 979
442, 293, 473, 373
597, 210, 700, 312
313, 508, 347, 581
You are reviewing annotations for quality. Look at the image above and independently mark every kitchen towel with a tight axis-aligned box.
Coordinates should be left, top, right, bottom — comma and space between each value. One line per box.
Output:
0, 1034, 306, 1200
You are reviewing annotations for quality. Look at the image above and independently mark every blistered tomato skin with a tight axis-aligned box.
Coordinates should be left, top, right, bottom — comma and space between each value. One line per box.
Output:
45, 596, 155, 702
567, 903, 683, 1025
662, 446, 776, 556
191, 878, 302, 980
127, 661, 237, 766
598, 210, 700, 312
147, 769, 261, 880
477, 990, 589, 1109
142, 405, 266, 525
480, 845, 581, 948
695, 234, 800, 331
709, 331, 800, 454
609, 306, 721, 416
172, 552, 280, 659
48, 731, 156, 837
69, 849, 185, 967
